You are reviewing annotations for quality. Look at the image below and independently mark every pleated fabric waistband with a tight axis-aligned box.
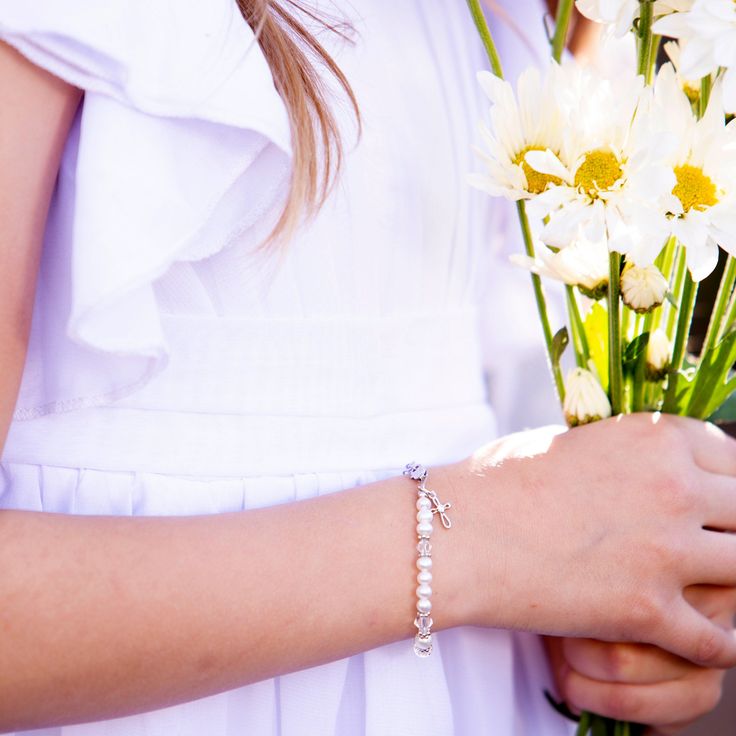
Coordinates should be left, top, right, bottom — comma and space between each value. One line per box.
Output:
3, 310, 497, 476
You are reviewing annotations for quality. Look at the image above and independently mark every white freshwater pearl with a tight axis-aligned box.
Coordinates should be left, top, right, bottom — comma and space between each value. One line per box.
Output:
416, 584, 432, 598
416, 509, 433, 523
416, 521, 433, 537
417, 597, 432, 615
417, 556, 433, 571
417, 570, 433, 585
416, 497, 432, 511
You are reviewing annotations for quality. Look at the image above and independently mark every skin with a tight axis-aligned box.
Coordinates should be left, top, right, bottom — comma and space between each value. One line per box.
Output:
1, 41, 736, 733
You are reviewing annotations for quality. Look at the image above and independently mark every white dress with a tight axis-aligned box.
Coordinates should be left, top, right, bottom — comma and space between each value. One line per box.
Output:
0, 0, 569, 734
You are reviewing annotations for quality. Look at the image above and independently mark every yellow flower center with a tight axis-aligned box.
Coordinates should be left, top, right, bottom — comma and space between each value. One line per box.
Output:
672, 164, 718, 213
574, 149, 624, 198
683, 83, 700, 107
513, 146, 562, 195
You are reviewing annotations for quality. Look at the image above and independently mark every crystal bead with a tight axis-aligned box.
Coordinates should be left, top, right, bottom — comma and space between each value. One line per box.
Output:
416, 539, 432, 556
414, 614, 433, 635
413, 633, 433, 658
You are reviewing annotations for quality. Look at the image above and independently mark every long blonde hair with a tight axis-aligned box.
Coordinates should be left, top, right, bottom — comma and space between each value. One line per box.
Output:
235, 0, 360, 245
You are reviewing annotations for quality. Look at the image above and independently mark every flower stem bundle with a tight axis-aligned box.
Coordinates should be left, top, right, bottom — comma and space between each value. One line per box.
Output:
466, 0, 736, 732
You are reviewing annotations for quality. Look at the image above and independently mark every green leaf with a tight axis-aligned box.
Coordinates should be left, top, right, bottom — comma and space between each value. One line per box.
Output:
686, 329, 736, 419
662, 368, 696, 414
622, 332, 650, 376
551, 326, 569, 367
583, 302, 609, 391
707, 380, 736, 423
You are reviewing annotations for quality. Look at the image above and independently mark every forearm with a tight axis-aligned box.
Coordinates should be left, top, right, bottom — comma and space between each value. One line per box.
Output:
0, 466, 473, 730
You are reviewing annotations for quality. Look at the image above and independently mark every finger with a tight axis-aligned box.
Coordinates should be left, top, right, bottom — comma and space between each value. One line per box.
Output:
684, 584, 736, 622
689, 534, 736, 587
687, 420, 736, 477
561, 638, 694, 685
700, 473, 736, 531
658, 597, 736, 668
560, 665, 725, 726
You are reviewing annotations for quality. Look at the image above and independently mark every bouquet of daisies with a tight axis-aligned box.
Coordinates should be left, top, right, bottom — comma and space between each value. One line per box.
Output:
466, 0, 736, 733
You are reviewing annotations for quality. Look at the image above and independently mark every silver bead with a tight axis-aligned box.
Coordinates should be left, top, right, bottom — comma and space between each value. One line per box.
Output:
416, 556, 433, 571
416, 584, 432, 598
417, 597, 432, 615
413, 633, 433, 658
417, 570, 433, 585
416, 539, 432, 556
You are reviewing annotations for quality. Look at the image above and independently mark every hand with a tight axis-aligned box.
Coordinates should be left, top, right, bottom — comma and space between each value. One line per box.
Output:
454, 413, 736, 667
544, 586, 736, 734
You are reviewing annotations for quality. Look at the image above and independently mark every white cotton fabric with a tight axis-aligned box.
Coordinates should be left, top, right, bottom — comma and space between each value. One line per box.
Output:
0, 0, 569, 734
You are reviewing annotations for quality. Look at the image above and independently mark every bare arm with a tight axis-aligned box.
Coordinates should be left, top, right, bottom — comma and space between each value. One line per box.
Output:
0, 42, 81, 450
3, 42, 736, 734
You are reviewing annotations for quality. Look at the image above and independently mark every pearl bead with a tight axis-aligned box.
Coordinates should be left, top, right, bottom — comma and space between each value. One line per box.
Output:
417, 570, 433, 585
416, 584, 432, 598
416, 521, 433, 537
417, 556, 433, 571
416, 509, 433, 523
417, 597, 432, 615
416, 497, 432, 511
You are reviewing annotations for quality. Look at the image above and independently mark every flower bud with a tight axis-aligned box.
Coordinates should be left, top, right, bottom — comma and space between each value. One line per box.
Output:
563, 368, 612, 427
620, 264, 668, 313
645, 328, 671, 381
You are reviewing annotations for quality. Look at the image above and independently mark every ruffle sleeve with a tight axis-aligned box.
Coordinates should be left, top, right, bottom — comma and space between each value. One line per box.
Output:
0, 0, 293, 419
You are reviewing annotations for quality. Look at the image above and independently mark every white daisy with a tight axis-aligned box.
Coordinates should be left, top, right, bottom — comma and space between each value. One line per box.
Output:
653, 0, 736, 113
576, 0, 694, 38
663, 40, 703, 108
654, 64, 736, 280
563, 367, 612, 426
469, 65, 567, 201
524, 64, 674, 260
646, 328, 672, 380
510, 235, 610, 299
620, 263, 669, 312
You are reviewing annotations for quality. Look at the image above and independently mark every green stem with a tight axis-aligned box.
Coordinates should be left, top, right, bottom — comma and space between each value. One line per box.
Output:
701, 256, 736, 356
465, 0, 565, 404
663, 272, 698, 410
666, 246, 687, 340
633, 311, 655, 412
700, 75, 712, 118
518, 201, 566, 402
637, 1, 654, 78
608, 252, 624, 414
648, 35, 662, 84
575, 711, 592, 736
567, 286, 591, 367
721, 284, 736, 336
465, 0, 504, 78
551, 0, 575, 64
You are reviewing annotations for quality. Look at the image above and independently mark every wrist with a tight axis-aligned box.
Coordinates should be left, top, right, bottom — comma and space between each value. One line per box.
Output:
428, 458, 510, 632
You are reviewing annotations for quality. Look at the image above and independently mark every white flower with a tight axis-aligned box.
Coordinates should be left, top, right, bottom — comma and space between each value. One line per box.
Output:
510, 236, 610, 298
524, 64, 674, 260
663, 41, 703, 107
620, 263, 669, 312
646, 328, 672, 379
469, 65, 567, 201
653, 64, 736, 280
564, 367, 612, 426
653, 0, 736, 113
577, 0, 694, 37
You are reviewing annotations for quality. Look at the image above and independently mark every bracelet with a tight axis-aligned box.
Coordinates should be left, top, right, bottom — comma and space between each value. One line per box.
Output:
403, 462, 453, 658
